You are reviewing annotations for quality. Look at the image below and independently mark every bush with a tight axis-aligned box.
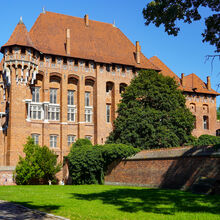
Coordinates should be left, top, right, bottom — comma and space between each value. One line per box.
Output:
196, 135, 220, 146
71, 138, 92, 148
186, 135, 220, 147
15, 137, 61, 185
68, 140, 139, 184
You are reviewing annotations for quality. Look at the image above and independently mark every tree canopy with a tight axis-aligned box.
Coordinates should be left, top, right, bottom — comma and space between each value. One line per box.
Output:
15, 137, 61, 185
143, 0, 220, 52
107, 69, 195, 149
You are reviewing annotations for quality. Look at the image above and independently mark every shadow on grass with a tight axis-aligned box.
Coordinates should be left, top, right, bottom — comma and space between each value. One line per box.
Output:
0, 201, 61, 219
71, 188, 220, 215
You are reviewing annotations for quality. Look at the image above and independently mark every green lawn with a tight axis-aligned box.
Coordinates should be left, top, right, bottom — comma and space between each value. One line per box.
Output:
0, 185, 219, 220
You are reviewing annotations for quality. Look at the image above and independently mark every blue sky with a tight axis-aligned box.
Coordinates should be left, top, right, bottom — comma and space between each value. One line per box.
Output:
0, 0, 219, 106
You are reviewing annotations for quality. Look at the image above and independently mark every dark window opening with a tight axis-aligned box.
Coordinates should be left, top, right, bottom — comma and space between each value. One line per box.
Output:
40, 54, 44, 61
112, 64, 116, 71
203, 116, 209, 130
9, 48, 12, 54
106, 65, 110, 72
122, 66, 125, 72
85, 61, 89, 67
21, 47, 26, 54
63, 57, 67, 64
52, 56, 56, 63
74, 59, 78, 66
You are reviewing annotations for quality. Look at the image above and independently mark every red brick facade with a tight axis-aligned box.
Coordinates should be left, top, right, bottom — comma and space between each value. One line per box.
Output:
0, 11, 219, 170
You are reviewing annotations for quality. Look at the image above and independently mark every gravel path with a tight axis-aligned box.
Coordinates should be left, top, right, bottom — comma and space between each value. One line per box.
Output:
0, 200, 69, 220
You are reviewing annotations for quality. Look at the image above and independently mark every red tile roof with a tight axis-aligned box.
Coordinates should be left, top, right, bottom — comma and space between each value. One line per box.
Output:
149, 56, 180, 83
1, 22, 35, 52
183, 73, 219, 95
28, 11, 158, 69
149, 56, 219, 95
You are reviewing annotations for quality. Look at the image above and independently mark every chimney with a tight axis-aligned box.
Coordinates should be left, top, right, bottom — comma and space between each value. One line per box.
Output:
84, 14, 89, 27
136, 41, 140, 64
207, 76, 211, 90
181, 73, 185, 87
66, 28, 70, 55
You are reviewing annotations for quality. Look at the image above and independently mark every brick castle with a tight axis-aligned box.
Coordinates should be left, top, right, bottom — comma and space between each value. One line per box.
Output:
0, 11, 219, 168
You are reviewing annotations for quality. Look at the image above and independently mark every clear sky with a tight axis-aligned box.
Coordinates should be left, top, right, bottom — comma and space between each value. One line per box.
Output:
0, 0, 219, 106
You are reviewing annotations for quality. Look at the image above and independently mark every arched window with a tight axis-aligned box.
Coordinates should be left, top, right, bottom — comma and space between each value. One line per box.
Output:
203, 116, 209, 130
119, 83, 127, 94
189, 103, 196, 112
202, 104, 209, 114
106, 81, 114, 94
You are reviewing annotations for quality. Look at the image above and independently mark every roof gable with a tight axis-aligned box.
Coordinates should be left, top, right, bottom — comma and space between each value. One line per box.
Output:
1, 22, 34, 51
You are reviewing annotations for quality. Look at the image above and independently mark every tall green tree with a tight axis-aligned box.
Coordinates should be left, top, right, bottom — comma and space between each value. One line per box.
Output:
15, 138, 61, 185
143, 0, 220, 52
107, 70, 195, 149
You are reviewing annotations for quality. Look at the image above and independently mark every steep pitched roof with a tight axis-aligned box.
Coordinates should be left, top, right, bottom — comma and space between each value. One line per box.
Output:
1, 21, 35, 52
149, 56, 180, 83
149, 56, 219, 95
183, 73, 219, 95
29, 11, 158, 69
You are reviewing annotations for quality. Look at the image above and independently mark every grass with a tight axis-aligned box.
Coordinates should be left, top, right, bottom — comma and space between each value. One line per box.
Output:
0, 185, 220, 220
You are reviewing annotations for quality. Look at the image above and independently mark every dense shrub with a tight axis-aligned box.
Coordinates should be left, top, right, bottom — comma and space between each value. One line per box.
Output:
15, 137, 61, 185
68, 140, 139, 185
71, 138, 92, 148
186, 135, 220, 147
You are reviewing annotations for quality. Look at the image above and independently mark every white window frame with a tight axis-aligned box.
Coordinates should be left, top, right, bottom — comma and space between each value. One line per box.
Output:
50, 135, 58, 148
68, 105, 76, 122
68, 135, 76, 146
85, 92, 90, 107
50, 88, 57, 104
106, 104, 111, 123
32, 87, 40, 102
30, 103, 43, 120
32, 133, 40, 145
85, 106, 93, 123
68, 90, 74, 105
48, 104, 60, 121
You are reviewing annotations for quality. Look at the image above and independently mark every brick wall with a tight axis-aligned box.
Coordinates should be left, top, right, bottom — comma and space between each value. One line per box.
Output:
105, 146, 220, 189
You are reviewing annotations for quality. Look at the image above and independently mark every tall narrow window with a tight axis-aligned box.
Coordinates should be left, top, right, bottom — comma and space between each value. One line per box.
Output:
68, 107, 76, 122
68, 90, 74, 105
50, 135, 57, 148
85, 108, 92, 122
31, 134, 39, 145
50, 89, 57, 104
68, 135, 76, 146
106, 104, 111, 123
32, 87, 40, 102
85, 92, 90, 106
203, 116, 209, 130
